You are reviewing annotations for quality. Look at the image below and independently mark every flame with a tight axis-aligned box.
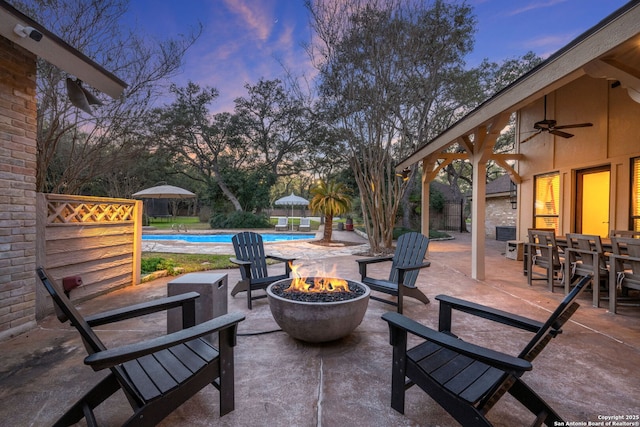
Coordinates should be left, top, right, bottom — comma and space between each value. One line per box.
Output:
286, 262, 350, 293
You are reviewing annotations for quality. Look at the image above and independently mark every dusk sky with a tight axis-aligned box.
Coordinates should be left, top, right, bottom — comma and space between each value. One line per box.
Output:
123, 0, 631, 112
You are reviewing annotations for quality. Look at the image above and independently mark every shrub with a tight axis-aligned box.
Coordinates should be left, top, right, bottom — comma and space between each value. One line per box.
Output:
209, 211, 271, 229
393, 227, 416, 239
430, 187, 445, 212
141, 257, 177, 274
393, 227, 451, 240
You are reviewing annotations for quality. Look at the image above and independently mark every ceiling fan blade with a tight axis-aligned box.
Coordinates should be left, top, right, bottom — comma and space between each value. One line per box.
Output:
520, 130, 543, 143
549, 129, 574, 138
552, 122, 593, 130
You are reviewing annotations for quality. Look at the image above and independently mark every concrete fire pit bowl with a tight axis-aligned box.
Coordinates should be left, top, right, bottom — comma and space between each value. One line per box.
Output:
266, 278, 370, 343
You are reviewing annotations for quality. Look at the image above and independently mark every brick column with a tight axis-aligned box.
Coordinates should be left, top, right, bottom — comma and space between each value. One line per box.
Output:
0, 37, 38, 341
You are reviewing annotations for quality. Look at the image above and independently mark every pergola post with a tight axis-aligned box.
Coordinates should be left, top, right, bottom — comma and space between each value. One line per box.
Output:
471, 157, 487, 280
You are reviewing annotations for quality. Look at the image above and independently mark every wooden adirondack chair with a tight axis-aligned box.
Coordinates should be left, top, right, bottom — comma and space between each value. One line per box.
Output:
609, 236, 640, 313
382, 275, 591, 426
230, 231, 295, 309
36, 267, 245, 427
356, 232, 430, 313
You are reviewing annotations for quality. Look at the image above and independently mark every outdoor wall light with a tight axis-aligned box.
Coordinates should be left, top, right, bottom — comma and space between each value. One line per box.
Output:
13, 24, 43, 41
509, 180, 517, 209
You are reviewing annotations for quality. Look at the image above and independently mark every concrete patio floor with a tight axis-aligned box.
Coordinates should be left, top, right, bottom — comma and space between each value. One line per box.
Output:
1, 231, 639, 426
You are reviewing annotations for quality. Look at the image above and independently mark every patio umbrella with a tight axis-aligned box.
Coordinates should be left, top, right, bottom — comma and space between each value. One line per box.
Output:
275, 192, 309, 231
132, 185, 196, 199
132, 185, 196, 219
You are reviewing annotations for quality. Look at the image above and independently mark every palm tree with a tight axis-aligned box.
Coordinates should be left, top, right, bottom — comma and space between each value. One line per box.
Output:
309, 180, 352, 242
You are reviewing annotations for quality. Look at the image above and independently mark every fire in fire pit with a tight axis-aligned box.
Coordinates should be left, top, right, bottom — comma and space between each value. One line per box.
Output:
270, 263, 366, 303
266, 263, 370, 342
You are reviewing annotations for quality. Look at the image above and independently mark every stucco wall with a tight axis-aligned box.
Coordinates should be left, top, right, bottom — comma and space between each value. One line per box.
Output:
0, 38, 37, 341
515, 75, 640, 240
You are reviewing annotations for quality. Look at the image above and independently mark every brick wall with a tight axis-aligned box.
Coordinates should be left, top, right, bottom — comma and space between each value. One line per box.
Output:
0, 37, 38, 341
485, 196, 517, 239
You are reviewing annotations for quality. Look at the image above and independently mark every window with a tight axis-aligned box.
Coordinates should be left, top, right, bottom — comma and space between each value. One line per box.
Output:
632, 157, 640, 231
534, 172, 560, 233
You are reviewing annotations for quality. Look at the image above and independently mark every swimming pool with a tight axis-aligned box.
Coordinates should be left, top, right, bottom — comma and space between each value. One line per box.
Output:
142, 233, 315, 243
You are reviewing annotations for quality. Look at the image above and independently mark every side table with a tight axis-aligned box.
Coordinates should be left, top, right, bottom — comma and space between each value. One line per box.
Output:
167, 272, 228, 345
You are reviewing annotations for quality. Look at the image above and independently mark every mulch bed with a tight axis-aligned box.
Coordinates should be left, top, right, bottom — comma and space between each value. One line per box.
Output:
309, 240, 363, 247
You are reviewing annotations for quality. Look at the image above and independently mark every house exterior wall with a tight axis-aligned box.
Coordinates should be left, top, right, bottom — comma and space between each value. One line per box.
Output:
485, 196, 516, 239
0, 38, 37, 341
515, 75, 640, 240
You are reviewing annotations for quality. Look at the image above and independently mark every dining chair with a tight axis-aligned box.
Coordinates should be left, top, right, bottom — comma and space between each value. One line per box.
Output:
526, 229, 564, 292
564, 233, 609, 307
610, 230, 640, 238
608, 236, 640, 313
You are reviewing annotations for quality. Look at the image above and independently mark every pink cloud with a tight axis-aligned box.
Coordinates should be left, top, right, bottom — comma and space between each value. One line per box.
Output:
223, 0, 273, 42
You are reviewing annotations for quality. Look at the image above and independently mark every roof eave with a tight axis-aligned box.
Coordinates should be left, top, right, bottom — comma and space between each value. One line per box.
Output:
0, 0, 127, 99
396, 0, 640, 171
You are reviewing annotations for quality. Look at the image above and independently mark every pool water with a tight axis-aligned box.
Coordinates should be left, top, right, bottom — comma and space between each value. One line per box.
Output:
142, 233, 315, 243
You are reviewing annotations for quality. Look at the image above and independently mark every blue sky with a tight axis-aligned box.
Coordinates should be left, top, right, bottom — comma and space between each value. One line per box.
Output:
123, 0, 630, 112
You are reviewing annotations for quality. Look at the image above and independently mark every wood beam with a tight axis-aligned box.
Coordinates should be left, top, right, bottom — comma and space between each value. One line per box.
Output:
423, 153, 467, 181
584, 58, 640, 103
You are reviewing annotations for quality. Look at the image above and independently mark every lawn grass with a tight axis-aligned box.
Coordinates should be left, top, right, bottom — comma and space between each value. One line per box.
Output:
148, 216, 211, 230
141, 252, 235, 275
149, 216, 326, 231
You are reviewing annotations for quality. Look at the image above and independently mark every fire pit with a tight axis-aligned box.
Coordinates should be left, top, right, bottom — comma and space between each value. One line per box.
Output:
266, 273, 370, 343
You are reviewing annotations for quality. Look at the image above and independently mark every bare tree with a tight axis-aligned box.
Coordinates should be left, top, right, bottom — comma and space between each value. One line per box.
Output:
307, 0, 477, 253
14, 0, 201, 193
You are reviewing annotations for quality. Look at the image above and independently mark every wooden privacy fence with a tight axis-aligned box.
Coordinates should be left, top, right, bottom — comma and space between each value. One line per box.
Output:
35, 193, 142, 319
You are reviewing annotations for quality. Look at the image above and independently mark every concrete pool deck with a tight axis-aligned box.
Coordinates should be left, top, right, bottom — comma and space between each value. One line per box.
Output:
2, 230, 639, 426
142, 228, 372, 260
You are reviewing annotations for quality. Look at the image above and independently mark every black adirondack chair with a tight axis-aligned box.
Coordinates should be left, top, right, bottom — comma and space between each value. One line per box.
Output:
36, 267, 245, 427
356, 232, 430, 313
382, 274, 591, 426
229, 231, 295, 309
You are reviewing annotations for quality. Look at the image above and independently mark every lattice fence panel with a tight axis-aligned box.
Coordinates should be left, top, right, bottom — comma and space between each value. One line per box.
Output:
36, 193, 142, 320
46, 197, 136, 224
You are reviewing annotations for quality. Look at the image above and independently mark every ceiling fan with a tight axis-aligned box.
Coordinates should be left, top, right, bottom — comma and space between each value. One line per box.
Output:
520, 95, 593, 143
